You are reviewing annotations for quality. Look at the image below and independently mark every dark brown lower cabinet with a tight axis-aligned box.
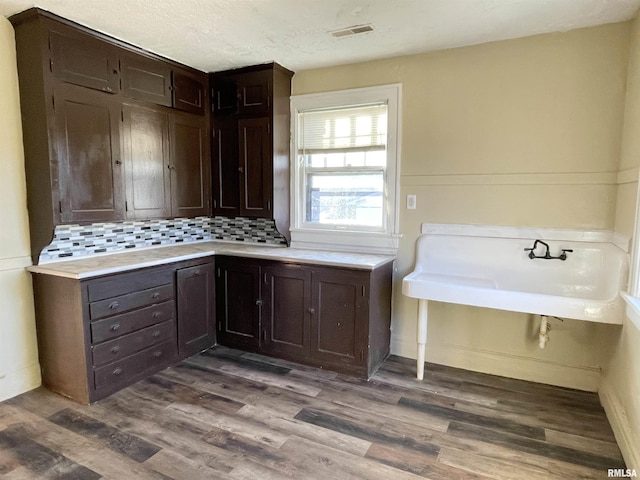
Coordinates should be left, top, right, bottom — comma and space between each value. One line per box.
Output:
177, 261, 216, 358
262, 263, 312, 359
215, 257, 262, 351
32, 257, 215, 404
216, 256, 393, 378
310, 268, 369, 372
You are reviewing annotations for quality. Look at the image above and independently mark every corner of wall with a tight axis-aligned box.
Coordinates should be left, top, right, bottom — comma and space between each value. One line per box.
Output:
600, 375, 640, 470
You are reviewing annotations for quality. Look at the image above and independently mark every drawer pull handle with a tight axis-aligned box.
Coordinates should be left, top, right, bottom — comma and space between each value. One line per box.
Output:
110, 323, 121, 332
308, 308, 315, 315
151, 292, 160, 299
151, 330, 161, 338
108, 301, 119, 310
110, 346, 121, 354
112, 367, 123, 376
194, 269, 201, 276
152, 312, 162, 319
153, 350, 162, 358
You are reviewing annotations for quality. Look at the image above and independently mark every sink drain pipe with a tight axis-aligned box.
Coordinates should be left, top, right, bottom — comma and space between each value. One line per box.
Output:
539, 315, 550, 349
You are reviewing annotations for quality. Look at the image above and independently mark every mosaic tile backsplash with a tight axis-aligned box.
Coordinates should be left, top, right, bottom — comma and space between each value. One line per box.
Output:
39, 216, 288, 263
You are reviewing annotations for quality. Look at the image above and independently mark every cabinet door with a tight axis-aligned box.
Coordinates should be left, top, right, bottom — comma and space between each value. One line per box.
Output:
310, 268, 369, 366
177, 261, 216, 358
262, 263, 311, 359
121, 54, 172, 107
216, 257, 261, 350
173, 69, 206, 115
212, 117, 240, 216
122, 104, 171, 219
50, 29, 119, 93
211, 76, 238, 116
170, 112, 211, 217
237, 70, 271, 115
239, 117, 272, 218
53, 84, 125, 223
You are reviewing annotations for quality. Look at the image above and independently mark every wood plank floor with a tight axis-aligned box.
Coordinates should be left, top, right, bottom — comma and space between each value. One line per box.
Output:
0, 347, 625, 479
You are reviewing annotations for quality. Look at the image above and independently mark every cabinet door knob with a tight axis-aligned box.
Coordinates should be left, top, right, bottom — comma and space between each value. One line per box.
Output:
110, 345, 121, 354
151, 330, 161, 338
152, 311, 162, 319
114, 160, 122, 165
108, 301, 119, 310
151, 292, 160, 299
153, 350, 163, 358
112, 367, 123, 376
256, 299, 263, 306
308, 308, 315, 315
238, 166, 244, 173
110, 323, 121, 332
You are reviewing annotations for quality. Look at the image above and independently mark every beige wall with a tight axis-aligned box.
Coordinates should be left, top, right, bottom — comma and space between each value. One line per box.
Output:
602, 13, 640, 471
0, 16, 40, 402
293, 22, 631, 392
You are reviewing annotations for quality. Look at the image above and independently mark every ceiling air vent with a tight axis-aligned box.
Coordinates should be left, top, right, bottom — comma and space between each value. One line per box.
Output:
331, 24, 374, 38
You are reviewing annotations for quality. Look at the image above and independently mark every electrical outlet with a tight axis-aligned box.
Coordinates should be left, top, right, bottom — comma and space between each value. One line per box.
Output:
407, 194, 417, 210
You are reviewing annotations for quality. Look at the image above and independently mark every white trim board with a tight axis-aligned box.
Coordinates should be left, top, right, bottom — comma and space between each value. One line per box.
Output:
600, 378, 640, 470
401, 171, 619, 186
419, 223, 626, 248
390, 335, 602, 392
0, 363, 41, 403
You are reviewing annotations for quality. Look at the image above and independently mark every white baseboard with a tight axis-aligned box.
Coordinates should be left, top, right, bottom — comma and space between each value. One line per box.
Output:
0, 363, 41, 402
600, 379, 640, 470
390, 334, 601, 391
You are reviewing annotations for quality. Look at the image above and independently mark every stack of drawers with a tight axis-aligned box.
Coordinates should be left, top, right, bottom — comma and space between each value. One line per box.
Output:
86, 266, 178, 394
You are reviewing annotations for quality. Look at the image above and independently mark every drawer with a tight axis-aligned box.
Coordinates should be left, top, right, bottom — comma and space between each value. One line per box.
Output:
91, 300, 175, 343
87, 266, 175, 302
93, 339, 177, 390
91, 319, 176, 367
90, 284, 174, 320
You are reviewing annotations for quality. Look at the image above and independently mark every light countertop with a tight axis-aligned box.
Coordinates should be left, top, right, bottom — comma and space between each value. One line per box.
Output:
27, 241, 396, 279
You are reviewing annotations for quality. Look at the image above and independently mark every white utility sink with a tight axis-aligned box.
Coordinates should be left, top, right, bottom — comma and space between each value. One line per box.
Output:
402, 225, 629, 379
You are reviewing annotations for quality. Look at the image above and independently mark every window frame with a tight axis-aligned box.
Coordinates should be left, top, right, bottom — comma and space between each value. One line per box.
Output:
289, 84, 402, 254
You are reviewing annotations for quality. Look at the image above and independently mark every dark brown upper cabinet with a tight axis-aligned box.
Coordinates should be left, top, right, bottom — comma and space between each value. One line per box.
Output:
54, 84, 125, 224
170, 112, 211, 217
50, 29, 120, 94
237, 69, 271, 115
239, 117, 272, 217
211, 117, 240, 215
122, 104, 171, 219
210, 63, 293, 243
173, 69, 206, 115
124, 105, 210, 219
211, 77, 238, 116
121, 54, 172, 107
10, 8, 211, 262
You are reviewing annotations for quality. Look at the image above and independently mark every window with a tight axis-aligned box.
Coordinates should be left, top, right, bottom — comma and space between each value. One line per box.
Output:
290, 84, 401, 254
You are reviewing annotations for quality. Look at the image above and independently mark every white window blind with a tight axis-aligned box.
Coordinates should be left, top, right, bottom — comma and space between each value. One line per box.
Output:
298, 104, 387, 155
297, 103, 388, 229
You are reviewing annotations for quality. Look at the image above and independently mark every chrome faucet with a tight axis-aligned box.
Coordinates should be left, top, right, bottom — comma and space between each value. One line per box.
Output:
524, 239, 572, 260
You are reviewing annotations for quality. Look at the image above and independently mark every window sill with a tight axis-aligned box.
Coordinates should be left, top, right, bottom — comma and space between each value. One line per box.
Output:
621, 292, 640, 331
290, 228, 401, 255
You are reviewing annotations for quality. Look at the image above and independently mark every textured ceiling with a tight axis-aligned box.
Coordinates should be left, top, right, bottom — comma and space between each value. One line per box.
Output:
1, 0, 639, 73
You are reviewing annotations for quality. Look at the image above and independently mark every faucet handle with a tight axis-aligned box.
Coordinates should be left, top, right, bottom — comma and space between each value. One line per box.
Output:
559, 249, 573, 261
